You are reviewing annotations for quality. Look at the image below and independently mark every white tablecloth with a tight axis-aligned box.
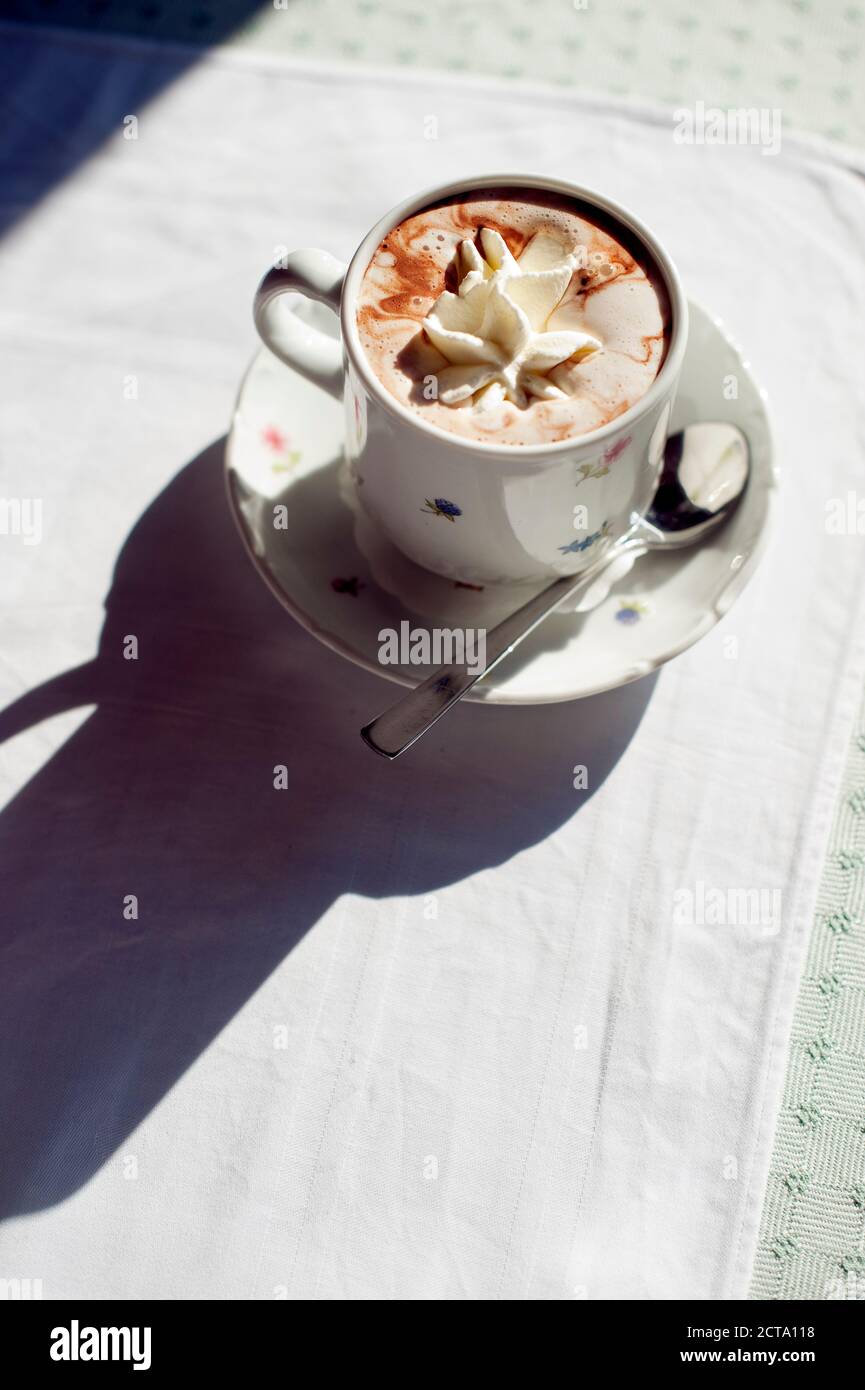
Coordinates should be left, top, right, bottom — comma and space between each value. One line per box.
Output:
2, 27, 865, 1300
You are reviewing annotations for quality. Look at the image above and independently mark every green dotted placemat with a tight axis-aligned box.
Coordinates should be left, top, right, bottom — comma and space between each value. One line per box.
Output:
751, 701, 865, 1300
4, 0, 865, 148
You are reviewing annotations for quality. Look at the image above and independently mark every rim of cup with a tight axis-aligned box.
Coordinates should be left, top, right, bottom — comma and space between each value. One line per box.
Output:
340, 172, 689, 460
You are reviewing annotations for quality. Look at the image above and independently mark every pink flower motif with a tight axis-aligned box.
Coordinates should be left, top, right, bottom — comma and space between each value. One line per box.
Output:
262, 425, 288, 452
603, 434, 632, 465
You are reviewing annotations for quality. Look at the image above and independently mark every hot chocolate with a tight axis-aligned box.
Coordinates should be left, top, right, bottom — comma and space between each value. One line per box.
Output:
356, 187, 671, 447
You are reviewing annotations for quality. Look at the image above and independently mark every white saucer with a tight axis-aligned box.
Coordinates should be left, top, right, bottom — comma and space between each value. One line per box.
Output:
225, 300, 775, 705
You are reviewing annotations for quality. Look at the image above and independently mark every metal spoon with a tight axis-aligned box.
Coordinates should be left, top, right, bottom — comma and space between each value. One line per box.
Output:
361, 421, 750, 759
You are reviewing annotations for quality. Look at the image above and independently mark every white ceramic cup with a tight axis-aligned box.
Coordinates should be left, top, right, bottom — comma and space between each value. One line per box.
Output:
253, 174, 688, 585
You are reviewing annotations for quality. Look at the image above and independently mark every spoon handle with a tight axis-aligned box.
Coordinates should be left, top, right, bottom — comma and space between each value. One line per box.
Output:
361, 550, 623, 759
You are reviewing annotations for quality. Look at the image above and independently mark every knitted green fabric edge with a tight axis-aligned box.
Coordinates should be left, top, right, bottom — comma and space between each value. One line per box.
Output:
750, 708, 865, 1300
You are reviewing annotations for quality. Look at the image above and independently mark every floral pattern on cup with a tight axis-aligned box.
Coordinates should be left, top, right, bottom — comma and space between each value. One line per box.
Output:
422, 498, 462, 522
575, 434, 633, 489
262, 424, 302, 474
558, 519, 611, 554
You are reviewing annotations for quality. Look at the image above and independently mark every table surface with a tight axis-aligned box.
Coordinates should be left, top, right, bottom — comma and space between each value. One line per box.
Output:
2, 7, 865, 1301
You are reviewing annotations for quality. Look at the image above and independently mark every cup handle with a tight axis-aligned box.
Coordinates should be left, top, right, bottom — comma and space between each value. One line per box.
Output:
253, 249, 347, 398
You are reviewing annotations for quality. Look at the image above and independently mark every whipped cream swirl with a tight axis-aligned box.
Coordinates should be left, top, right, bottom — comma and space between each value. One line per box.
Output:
423, 228, 602, 411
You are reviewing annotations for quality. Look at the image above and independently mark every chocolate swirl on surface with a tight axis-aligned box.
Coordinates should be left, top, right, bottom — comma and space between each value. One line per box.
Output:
356, 187, 672, 446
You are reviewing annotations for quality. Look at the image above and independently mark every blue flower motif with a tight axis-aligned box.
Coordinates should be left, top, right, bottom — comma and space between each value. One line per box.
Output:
615, 600, 648, 626
423, 498, 462, 522
558, 520, 611, 554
